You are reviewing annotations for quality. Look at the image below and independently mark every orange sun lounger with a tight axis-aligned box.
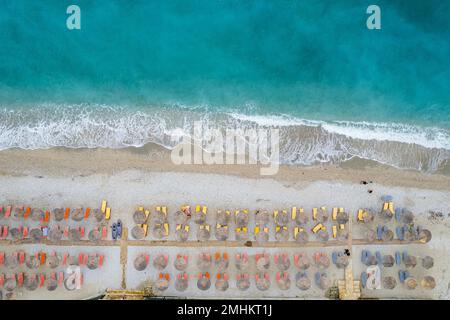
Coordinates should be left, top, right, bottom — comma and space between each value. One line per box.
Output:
24, 207, 31, 219
84, 208, 91, 220
64, 208, 70, 220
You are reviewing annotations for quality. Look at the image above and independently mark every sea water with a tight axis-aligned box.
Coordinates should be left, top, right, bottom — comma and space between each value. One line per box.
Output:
0, 0, 449, 171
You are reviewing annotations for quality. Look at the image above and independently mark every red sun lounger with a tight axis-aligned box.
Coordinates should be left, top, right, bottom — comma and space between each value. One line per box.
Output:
17, 273, 24, 287
58, 272, 64, 286
5, 206, 12, 218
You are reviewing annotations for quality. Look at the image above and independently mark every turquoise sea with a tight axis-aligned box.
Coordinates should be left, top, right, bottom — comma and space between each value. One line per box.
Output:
0, 0, 449, 171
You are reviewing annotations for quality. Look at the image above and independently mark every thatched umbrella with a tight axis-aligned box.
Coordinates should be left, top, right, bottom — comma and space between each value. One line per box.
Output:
215, 254, 229, 271
255, 210, 269, 225
88, 228, 102, 242
68, 228, 81, 242
295, 272, 311, 290
196, 253, 211, 271
274, 210, 289, 226
365, 229, 376, 243
256, 254, 270, 271
236, 274, 251, 291
215, 226, 229, 241
131, 225, 145, 240
13, 207, 25, 219
215, 277, 229, 292
255, 273, 270, 291
175, 273, 189, 291
418, 229, 432, 243
133, 210, 147, 224
46, 255, 60, 269
337, 228, 349, 241
400, 209, 414, 224
275, 227, 289, 242
47, 277, 58, 291
152, 224, 167, 239
175, 226, 189, 242
5, 277, 17, 292
405, 277, 417, 290
380, 208, 393, 221
362, 210, 375, 223
382, 276, 396, 289
153, 211, 168, 224
315, 208, 329, 223
197, 226, 211, 241
295, 253, 310, 270
404, 255, 417, 268
197, 276, 211, 291
255, 230, 269, 244
10, 228, 22, 241
336, 211, 349, 225
276, 272, 291, 290
364, 255, 377, 266
381, 229, 394, 242
216, 210, 231, 225
193, 211, 206, 225
133, 254, 148, 271
153, 254, 168, 270
235, 253, 249, 271
314, 253, 330, 269
68, 255, 79, 266
5, 254, 18, 270
235, 211, 249, 227
335, 255, 349, 269
175, 210, 190, 225
295, 211, 309, 226
53, 208, 65, 221
295, 230, 309, 244
25, 255, 40, 269
174, 255, 188, 271
155, 277, 170, 291
30, 228, 43, 243
235, 228, 249, 241
48, 226, 63, 242
275, 253, 290, 271
404, 230, 416, 242
71, 208, 84, 222
93, 209, 104, 222
87, 255, 100, 270
315, 272, 331, 290
421, 276, 436, 289
422, 256, 434, 269
31, 209, 44, 222
25, 274, 38, 291
382, 255, 395, 268
317, 230, 329, 242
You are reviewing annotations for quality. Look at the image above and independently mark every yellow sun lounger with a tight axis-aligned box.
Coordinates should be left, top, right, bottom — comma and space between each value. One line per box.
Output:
176, 224, 182, 231
254, 226, 260, 235
332, 208, 338, 220
332, 225, 337, 238
339, 207, 344, 213
388, 202, 394, 214
202, 206, 207, 214
105, 207, 111, 220
274, 210, 279, 218
357, 209, 364, 221
294, 226, 304, 237
138, 206, 144, 212
184, 225, 190, 232
312, 208, 318, 220
312, 223, 323, 233
144, 210, 150, 218
291, 207, 297, 220
195, 205, 201, 212
142, 224, 148, 236
340, 224, 345, 230
101, 200, 107, 213
163, 223, 169, 235
162, 206, 167, 215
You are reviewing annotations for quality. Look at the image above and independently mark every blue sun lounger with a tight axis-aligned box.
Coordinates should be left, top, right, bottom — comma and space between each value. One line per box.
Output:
395, 207, 402, 222
399, 270, 409, 283
402, 251, 409, 263
377, 225, 383, 240
396, 226, 404, 240
332, 251, 338, 265
361, 272, 367, 288
314, 272, 321, 286
375, 251, 382, 265
361, 250, 371, 264
395, 251, 401, 265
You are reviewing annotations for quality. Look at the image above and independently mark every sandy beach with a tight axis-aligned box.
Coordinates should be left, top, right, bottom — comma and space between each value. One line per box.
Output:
0, 145, 449, 299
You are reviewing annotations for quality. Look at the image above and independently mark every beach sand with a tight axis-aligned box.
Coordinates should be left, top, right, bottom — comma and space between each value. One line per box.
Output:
0, 145, 449, 299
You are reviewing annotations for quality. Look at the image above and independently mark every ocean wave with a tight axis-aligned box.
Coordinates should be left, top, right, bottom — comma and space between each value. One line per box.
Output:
0, 104, 449, 172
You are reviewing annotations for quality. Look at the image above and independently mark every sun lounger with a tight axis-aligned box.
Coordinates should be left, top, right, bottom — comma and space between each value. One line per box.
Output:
101, 200, 107, 213
332, 208, 338, 220
399, 270, 409, 283
142, 224, 148, 236
63, 253, 69, 265
395, 252, 401, 265
332, 252, 337, 264
291, 207, 297, 220
312, 208, 318, 220
357, 209, 364, 221
58, 272, 64, 286
314, 272, 321, 285
23, 226, 28, 238
361, 272, 367, 288
377, 225, 383, 240
0, 273, 4, 286
19, 252, 25, 265
163, 223, 169, 236
5, 206, 12, 218
79, 227, 85, 238
64, 208, 70, 220
0, 252, 4, 265
312, 223, 323, 234
105, 207, 111, 220
2, 225, 8, 238
332, 225, 337, 238
64, 226, 69, 237
396, 226, 404, 240
101, 226, 107, 240
388, 202, 394, 214
84, 208, 91, 220
39, 274, 45, 288
376, 251, 382, 265
40, 252, 46, 265
24, 207, 31, 219
361, 250, 370, 263
17, 272, 24, 287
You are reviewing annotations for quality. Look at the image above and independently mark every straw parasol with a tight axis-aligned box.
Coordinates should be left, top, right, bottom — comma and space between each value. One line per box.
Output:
10, 228, 22, 241
175, 227, 189, 242
364, 255, 378, 266
296, 272, 311, 290
404, 255, 417, 268
215, 226, 229, 241
155, 278, 170, 292
337, 228, 349, 241
68, 228, 81, 242
235, 211, 249, 227
196, 254, 212, 271
25, 274, 38, 291
422, 256, 434, 269
382, 276, 396, 289
315, 208, 329, 223
295, 211, 309, 225
275, 228, 289, 242
175, 274, 189, 291
87, 255, 100, 270
88, 228, 102, 242
295, 254, 310, 270
256, 255, 270, 271
335, 255, 349, 269
197, 226, 210, 241
400, 209, 414, 224
47, 278, 58, 291
133, 210, 147, 224
255, 231, 269, 244
317, 229, 329, 242
174, 210, 188, 225
26, 255, 40, 269
53, 208, 65, 221
131, 225, 145, 240
215, 256, 229, 271
418, 229, 432, 243
382, 255, 395, 268
365, 229, 376, 243
153, 211, 168, 224
153, 254, 168, 270
215, 278, 229, 291
93, 209, 104, 222
133, 255, 148, 271
235, 254, 249, 271
197, 276, 211, 291
193, 211, 206, 225
13, 207, 25, 219
315, 254, 330, 269
276, 273, 291, 290
404, 229, 416, 242
30, 228, 43, 243
274, 211, 289, 226
47, 255, 60, 269
174, 255, 188, 271
316, 273, 331, 290
405, 277, 418, 290
71, 208, 84, 222
421, 276, 436, 289
255, 210, 269, 226
216, 210, 231, 225
275, 254, 290, 271
5, 254, 19, 270
295, 230, 309, 244
362, 210, 375, 223
48, 226, 63, 242
237, 276, 251, 291
31, 209, 44, 222
336, 211, 349, 225
152, 224, 166, 239
255, 273, 270, 291
381, 229, 394, 242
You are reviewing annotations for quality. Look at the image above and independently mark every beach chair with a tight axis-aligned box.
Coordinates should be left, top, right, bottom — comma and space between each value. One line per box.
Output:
84, 208, 91, 220
332, 208, 338, 221
395, 207, 402, 222
0, 273, 4, 287
44, 210, 50, 223
291, 207, 297, 220
63, 253, 69, 265
312, 223, 323, 234
19, 252, 25, 265
98, 254, 104, 268
357, 209, 364, 221
101, 226, 107, 240
2, 225, 8, 238
396, 226, 404, 240
39, 273, 45, 288
5, 206, 12, 218
377, 225, 383, 240
332, 252, 337, 265
23, 226, 29, 238
101, 200, 107, 213
395, 251, 401, 265
58, 272, 64, 286
399, 270, 409, 283
314, 272, 321, 286
142, 224, 148, 236
361, 250, 370, 263
40, 252, 46, 265
105, 207, 111, 220
312, 208, 318, 220
375, 251, 382, 265
163, 223, 169, 236
332, 225, 337, 238
361, 272, 367, 288
79, 226, 85, 238
24, 207, 31, 219
17, 272, 24, 287
0, 252, 4, 265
